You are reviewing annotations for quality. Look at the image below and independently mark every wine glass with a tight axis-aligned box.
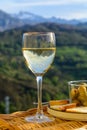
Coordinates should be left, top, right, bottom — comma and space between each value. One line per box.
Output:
22, 32, 56, 123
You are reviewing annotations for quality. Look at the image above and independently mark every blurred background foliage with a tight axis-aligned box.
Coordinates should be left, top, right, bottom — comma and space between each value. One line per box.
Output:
0, 23, 87, 113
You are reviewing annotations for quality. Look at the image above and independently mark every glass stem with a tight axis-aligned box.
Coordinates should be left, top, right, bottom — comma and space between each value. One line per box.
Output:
36, 76, 43, 118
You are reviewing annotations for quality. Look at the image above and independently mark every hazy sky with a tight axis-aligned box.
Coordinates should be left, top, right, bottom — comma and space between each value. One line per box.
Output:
0, 0, 87, 20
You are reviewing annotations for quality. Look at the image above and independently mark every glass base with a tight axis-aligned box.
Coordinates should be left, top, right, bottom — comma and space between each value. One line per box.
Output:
25, 114, 54, 123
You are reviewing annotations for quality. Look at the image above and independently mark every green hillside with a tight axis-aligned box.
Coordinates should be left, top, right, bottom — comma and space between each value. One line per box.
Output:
0, 23, 87, 113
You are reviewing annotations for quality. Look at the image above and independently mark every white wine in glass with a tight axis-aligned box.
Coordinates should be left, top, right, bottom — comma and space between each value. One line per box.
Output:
22, 32, 56, 123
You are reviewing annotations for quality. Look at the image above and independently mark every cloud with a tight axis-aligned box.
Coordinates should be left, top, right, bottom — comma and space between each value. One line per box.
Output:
19, 0, 87, 6
67, 12, 87, 19
1, 0, 87, 9
4, 0, 87, 7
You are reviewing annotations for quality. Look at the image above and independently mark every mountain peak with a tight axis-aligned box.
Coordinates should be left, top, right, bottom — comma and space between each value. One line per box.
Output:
15, 11, 35, 19
11, 11, 44, 20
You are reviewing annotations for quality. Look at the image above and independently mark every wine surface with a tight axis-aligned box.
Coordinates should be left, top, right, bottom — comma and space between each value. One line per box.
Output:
22, 48, 56, 76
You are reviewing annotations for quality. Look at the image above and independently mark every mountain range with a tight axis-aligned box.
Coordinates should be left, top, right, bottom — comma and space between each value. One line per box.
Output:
0, 9, 87, 31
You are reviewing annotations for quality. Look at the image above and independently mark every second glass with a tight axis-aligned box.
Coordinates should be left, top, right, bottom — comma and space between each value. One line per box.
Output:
68, 80, 87, 106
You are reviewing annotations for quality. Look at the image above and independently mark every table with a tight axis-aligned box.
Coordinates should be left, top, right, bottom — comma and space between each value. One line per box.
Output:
0, 106, 87, 130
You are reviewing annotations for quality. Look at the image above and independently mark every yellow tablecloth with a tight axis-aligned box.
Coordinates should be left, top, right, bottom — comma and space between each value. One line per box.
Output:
0, 106, 87, 130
